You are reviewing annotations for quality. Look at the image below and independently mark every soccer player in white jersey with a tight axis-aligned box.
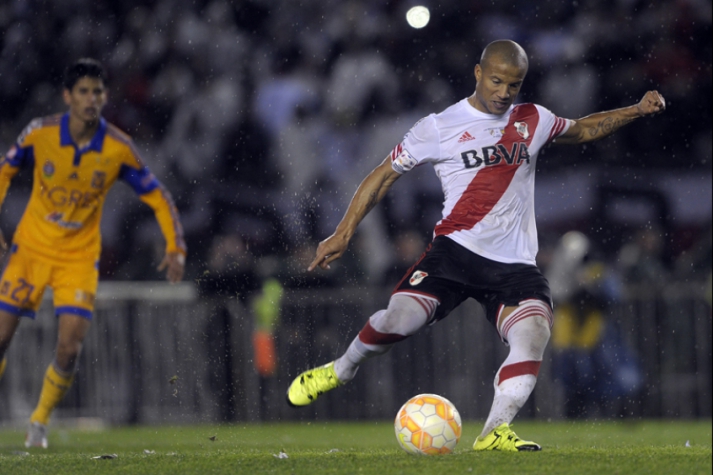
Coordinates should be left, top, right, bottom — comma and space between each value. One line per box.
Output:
286, 39, 665, 451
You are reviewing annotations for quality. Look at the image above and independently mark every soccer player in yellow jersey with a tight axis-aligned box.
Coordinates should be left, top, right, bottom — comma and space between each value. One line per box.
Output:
0, 58, 187, 448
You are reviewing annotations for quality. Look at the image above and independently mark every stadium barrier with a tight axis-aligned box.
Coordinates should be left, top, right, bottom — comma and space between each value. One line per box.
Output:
0, 281, 709, 425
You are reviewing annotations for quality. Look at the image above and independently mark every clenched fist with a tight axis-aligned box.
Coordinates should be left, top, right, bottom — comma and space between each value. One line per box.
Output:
636, 90, 666, 116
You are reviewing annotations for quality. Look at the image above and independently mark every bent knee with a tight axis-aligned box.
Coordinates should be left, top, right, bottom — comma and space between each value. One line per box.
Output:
508, 314, 550, 339
55, 340, 83, 367
369, 308, 412, 335
370, 300, 431, 336
531, 314, 551, 341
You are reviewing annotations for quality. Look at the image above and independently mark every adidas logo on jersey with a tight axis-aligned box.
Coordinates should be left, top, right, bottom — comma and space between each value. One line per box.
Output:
458, 131, 475, 143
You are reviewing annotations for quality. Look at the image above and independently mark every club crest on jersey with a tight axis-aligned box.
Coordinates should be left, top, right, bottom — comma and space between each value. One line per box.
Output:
514, 121, 530, 139
409, 270, 428, 286
43, 160, 55, 178
92, 171, 106, 189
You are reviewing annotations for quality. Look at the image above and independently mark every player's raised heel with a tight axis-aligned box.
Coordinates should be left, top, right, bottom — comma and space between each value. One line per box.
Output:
25, 421, 48, 449
473, 423, 541, 452
286, 361, 342, 407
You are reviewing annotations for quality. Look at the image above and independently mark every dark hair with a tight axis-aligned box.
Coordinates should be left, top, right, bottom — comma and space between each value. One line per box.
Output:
63, 58, 107, 90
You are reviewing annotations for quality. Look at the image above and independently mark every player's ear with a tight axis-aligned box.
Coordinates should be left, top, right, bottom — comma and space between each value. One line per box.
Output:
474, 64, 482, 82
62, 88, 71, 106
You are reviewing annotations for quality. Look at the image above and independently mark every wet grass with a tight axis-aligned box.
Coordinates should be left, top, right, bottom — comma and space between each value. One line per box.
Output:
0, 419, 710, 474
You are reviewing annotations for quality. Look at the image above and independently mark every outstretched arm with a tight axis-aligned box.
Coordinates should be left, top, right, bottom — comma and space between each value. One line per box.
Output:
555, 90, 666, 145
308, 156, 402, 271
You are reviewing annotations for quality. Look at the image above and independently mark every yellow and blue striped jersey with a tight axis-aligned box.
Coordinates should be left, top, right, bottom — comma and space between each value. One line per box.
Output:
0, 113, 186, 261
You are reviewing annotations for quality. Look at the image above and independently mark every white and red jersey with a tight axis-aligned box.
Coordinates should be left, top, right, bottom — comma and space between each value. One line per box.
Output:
390, 98, 570, 265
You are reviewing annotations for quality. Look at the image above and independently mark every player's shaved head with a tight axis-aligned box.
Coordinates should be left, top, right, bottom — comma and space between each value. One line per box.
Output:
480, 40, 529, 74
470, 40, 529, 114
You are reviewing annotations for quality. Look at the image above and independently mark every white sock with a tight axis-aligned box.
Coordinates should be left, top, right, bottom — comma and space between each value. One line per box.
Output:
333, 335, 387, 382
333, 294, 436, 382
480, 302, 551, 437
481, 374, 537, 436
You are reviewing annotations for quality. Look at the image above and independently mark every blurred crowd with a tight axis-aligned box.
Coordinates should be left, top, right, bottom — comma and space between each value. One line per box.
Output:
0, 0, 710, 293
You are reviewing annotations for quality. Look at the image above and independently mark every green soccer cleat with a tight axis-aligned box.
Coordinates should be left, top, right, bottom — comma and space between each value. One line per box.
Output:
25, 421, 48, 449
473, 423, 541, 452
286, 362, 342, 407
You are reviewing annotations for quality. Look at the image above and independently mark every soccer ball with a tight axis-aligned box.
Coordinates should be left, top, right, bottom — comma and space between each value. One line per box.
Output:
394, 393, 462, 455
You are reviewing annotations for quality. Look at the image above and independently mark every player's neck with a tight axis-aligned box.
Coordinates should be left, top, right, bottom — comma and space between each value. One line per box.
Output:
68, 115, 100, 148
467, 94, 488, 114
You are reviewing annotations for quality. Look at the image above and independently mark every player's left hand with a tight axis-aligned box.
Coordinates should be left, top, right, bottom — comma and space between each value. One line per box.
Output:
158, 251, 185, 283
636, 90, 666, 116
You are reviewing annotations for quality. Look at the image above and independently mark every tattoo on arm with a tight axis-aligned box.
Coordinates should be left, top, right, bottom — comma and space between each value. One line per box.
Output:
587, 116, 635, 139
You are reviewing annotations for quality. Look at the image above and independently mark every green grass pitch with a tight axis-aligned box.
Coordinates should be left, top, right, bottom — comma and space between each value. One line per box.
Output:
0, 420, 710, 474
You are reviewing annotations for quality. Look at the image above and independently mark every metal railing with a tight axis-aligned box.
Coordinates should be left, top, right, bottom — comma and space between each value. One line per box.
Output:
0, 281, 709, 424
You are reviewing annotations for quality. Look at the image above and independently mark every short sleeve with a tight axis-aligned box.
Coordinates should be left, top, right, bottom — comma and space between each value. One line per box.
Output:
535, 105, 572, 144
390, 115, 441, 174
2, 118, 43, 167
117, 138, 159, 195
16, 118, 43, 146
2, 143, 32, 168
119, 164, 160, 195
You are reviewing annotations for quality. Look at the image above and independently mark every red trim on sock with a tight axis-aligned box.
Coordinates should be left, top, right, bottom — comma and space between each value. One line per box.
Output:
359, 321, 408, 345
498, 300, 553, 341
409, 295, 438, 318
498, 360, 541, 385
411, 296, 430, 315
